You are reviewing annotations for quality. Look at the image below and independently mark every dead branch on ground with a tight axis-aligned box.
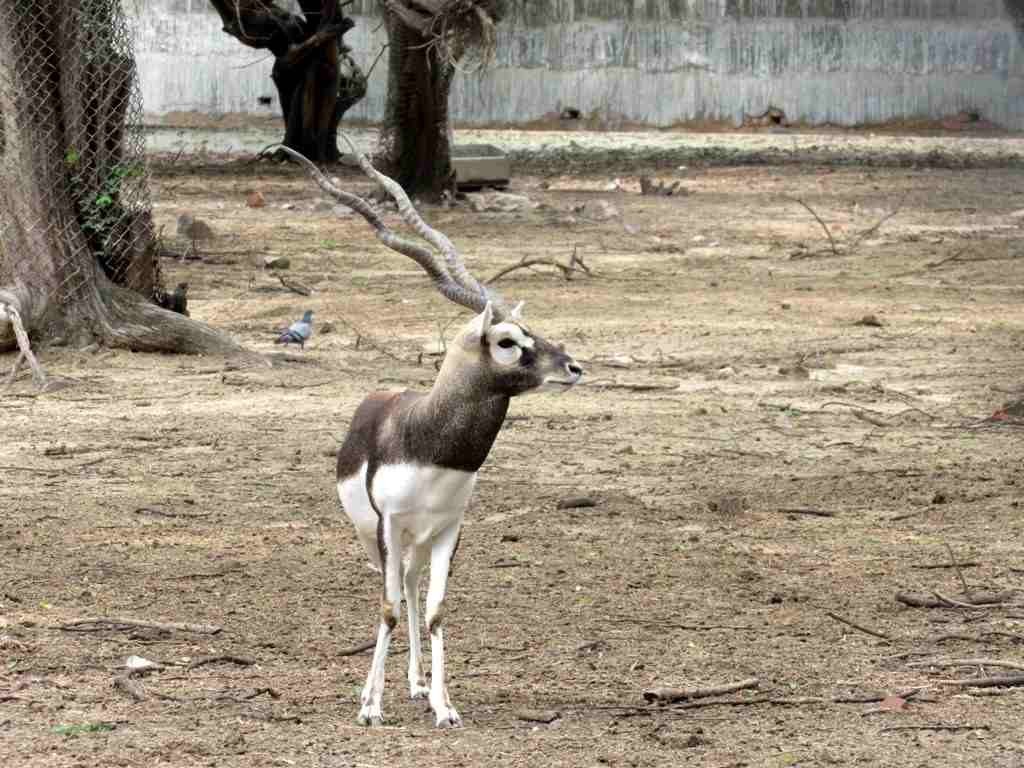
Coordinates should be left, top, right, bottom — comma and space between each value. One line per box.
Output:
881, 724, 989, 733
639, 176, 684, 197
60, 617, 223, 635
912, 561, 980, 570
934, 631, 1024, 645
276, 274, 312, 296
187, 655, 255, 670
789, 195, 904, 258
943, 541, 971, 594
895, 591, 1015, 609
789, 197, 839, 257
776, 507, 835, 518
909, 658, 1024, 672
608, 614, 755, 632
336, 639, 378, 656
487, 246, 592, 284
643, 677, 760, 704
335, 313, 410, 364
826, 611, 892, 641
941, 674, 1024, 688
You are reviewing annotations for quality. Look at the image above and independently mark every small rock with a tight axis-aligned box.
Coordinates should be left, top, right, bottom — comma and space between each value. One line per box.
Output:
854, 313, 884, 327
176, 213, 214, 240
604, 355, 634, 369
332, 204, 354, 217
312, 200, 334, 213
319, 321, 334, 334
465, 193, 488, 213
691, 234, 706, 244
500, 534, 520, 543
931, 491, 948, 505
614, 445, 635, 455
583, 200, 619, 221
246, 191, 265, 208
125, 655, 161, 673
780, 302, 791, 309
708, 496, 747, 514
279, 203, 296, 210
263, 255, 291, 270
713, 365, 737, 379
556, 496, 597, 510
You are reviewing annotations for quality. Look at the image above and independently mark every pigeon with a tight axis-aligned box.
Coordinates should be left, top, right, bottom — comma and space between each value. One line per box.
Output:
276, 310, 314, 349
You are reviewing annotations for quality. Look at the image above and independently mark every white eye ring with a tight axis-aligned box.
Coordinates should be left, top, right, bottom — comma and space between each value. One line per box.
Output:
489, 337, 522, 366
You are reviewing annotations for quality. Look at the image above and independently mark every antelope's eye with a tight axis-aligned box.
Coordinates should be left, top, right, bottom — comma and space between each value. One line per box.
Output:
497, 338, 517, 349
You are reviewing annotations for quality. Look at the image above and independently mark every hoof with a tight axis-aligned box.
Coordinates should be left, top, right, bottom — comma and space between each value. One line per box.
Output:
410, 683, 431, 700
356, 707, 385, 727
435, 709, 463, 729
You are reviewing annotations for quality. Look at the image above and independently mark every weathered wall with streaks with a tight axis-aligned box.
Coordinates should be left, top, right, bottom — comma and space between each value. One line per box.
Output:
132, 0, 1024, 129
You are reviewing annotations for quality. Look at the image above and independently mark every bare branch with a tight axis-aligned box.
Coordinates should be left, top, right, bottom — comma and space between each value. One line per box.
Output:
789, 197, 839, 257
643, 677, 760, 704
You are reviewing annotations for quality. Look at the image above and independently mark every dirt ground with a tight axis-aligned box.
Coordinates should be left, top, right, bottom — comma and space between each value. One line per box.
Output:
2, 147, 1024, 767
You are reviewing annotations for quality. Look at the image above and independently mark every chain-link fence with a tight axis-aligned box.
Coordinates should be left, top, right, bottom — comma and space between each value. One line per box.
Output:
0, 0, 159, 313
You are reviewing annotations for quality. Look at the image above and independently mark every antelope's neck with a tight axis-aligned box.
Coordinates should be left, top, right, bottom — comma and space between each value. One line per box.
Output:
406, 379, 509, 473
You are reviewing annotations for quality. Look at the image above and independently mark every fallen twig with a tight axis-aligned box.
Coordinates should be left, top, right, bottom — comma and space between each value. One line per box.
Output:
134, 506, 212, 520
639, 176, 683, 197
909, 658, 1024, 672
608, 614, 755, 632
487, 247, 592, 284
881, 724, 988, 733
789, 197, 839, 257
895, 591, 1013, 609
776, 507, 835, 518
643, 677, 759, 704
943, 541, 971, 595
911, 561, 980, 570
934, 591, 1007, 610
826, 611, 891, 641
582, 379, 680, 392
187, 654, 255, 670
218, 686, 281, 702
942, 674, 1024, 688
933, 631, 1024, 645
336, 639, 377, 657
60, 617, 222, 635
276, 274, 312, 296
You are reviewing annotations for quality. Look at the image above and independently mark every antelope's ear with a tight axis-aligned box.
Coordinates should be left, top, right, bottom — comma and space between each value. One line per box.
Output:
463, 302, 493, 346
509, 301, 525, 322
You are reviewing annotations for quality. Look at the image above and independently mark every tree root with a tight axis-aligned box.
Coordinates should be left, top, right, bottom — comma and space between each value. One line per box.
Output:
1, 296, 48, 391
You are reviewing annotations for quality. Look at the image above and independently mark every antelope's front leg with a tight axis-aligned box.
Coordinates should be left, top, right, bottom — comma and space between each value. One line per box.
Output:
425, 522, 463, 728
357, 518, 402, 727
403, 545, 430, 700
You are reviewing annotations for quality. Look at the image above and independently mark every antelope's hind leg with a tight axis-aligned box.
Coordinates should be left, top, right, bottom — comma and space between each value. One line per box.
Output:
357, 517, 402, 726
403, 544, 430, 700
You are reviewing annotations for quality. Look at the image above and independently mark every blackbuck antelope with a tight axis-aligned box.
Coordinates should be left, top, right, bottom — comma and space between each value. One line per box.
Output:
280, 142, 583, 728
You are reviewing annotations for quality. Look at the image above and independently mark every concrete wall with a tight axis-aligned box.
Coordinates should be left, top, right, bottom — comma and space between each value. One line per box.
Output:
131, 0, 1024, 129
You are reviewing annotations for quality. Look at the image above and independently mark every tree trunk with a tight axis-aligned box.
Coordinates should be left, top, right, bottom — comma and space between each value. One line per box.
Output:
377, 0, 506, 198
378, 13, 456, 198
209, 0, 365, 164
0, 0, 246, 357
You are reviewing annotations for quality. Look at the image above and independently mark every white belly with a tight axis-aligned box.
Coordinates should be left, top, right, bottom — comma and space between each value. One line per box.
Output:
338, 462, 477, 549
